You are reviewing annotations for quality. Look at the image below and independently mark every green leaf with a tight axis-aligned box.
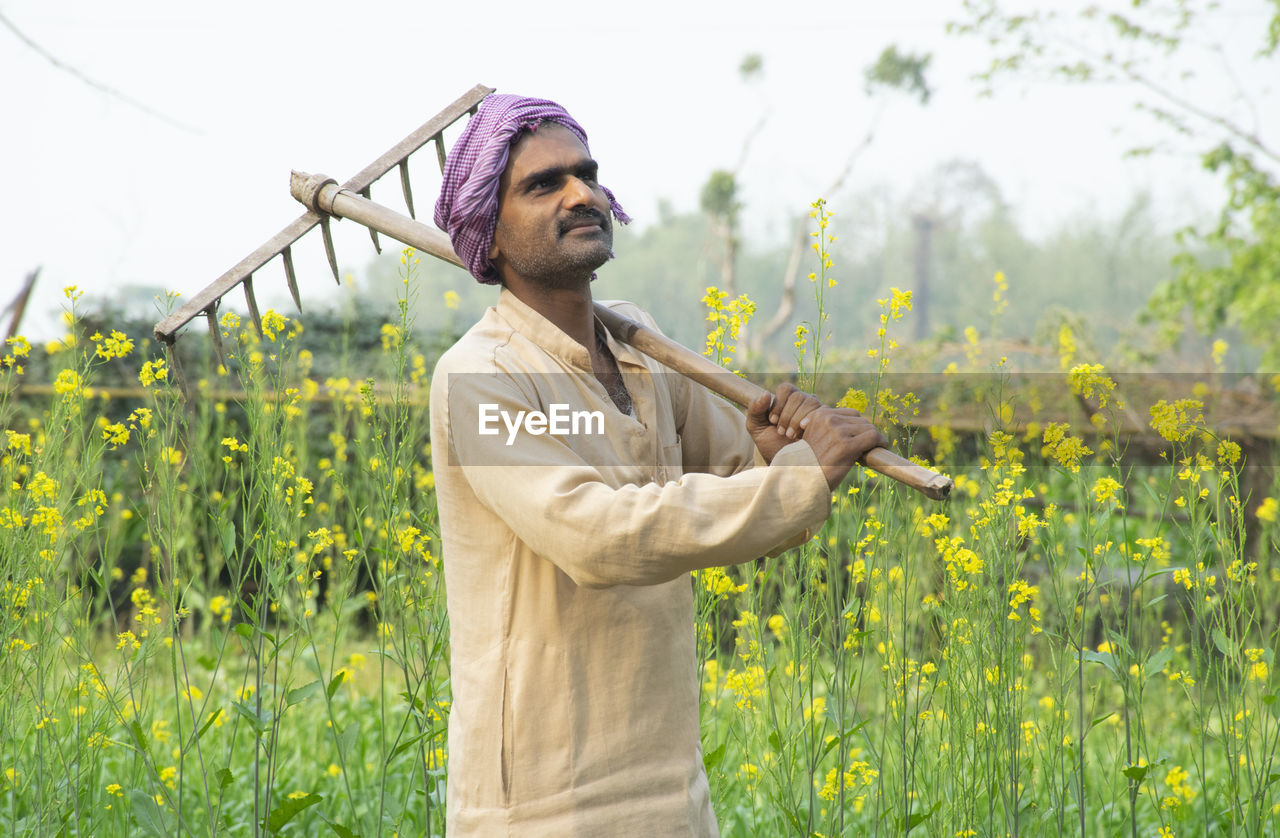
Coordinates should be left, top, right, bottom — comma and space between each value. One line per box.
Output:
234, 623, 255, 644
1212, 628, 1239, 661
1104, 630, 1134, 657
906, 802, 940, 829
84, 565, 105, 592
263, 792, 322, 833
232, 700, 270, 735
326, 672, 347, 699
399, 690, 425, 713
390, 726, 445, 762
1145, 594, 1168, 609
219, 519, 236, 560
1080, 649, 1119, 678
1122, 763, 1151, 782
1088, 713, 1115, 736
128, 789, 168, 837
215, 768, 233, 792
768, 731, 782, 752
1123, 757, 1165, 784
779, 804, 803, 832
703, 742, 726, 771
1144, 648, 1175, 682
287, 679, 322, 708
321, 816, 361, 838
195, 708, 222, 741
337, 721, 360, 756
263, 627, 289, 655
127, 719, 151, 757
818, 721, 868, 760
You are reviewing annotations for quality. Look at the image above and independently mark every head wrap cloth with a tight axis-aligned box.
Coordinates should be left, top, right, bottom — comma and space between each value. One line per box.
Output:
433, 94, 630, 284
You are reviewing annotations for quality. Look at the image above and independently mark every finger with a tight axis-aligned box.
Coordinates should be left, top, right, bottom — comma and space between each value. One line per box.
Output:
775, 389, 807, 436
844, 420, 886, 447
795, 396, 822, 429
799, 405, 841, 437
768, 383, 799, 426
851, 427, 890, 462
784, 395, 822, 438
746, 391, 775, 428
816, 409, 867, 433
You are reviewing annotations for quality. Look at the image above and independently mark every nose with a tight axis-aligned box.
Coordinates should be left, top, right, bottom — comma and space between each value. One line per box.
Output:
563, 175, 600, 209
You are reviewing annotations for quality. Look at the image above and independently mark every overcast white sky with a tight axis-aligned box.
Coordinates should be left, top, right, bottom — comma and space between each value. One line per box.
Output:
2, 0, 1275, 339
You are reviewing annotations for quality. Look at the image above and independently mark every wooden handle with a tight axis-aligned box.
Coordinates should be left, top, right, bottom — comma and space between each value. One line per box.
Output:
288, 173, 953, 501
594, 305, 952, 501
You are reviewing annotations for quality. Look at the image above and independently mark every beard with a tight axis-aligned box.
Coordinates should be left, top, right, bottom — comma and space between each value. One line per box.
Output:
494, 208, 614, 289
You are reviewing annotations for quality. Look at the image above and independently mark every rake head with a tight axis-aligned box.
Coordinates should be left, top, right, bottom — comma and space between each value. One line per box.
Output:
152, 84, 493, 372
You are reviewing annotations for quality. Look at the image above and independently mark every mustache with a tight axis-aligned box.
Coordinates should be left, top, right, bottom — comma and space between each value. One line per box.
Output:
557, 208, 610, 236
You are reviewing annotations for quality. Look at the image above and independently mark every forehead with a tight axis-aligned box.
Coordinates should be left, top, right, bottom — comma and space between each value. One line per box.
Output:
503, 123, 591, 180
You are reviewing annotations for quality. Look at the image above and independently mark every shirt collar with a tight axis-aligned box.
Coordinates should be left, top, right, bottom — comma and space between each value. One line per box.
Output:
495, 288, 647, 371
496, 288, 592, 370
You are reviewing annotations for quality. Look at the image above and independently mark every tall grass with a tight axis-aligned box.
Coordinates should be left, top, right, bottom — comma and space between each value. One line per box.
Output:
2, 227, 1278, 837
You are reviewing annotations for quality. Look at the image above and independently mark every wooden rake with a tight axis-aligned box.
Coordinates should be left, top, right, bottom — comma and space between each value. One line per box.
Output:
156, 85, 952, 501
152, 84, 494, 365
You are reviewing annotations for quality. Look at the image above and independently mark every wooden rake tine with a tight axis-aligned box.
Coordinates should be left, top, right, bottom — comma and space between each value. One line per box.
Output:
153, 83, 494, 358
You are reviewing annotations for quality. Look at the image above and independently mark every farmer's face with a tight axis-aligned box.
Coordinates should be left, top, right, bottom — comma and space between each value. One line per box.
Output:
489, 123, 613, 288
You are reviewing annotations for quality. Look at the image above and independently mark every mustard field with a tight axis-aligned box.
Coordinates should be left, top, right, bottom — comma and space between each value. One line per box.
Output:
2, 270, 1278, 837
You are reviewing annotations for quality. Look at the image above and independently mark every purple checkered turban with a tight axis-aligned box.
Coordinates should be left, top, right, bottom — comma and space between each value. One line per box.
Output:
434, 94, 630, 284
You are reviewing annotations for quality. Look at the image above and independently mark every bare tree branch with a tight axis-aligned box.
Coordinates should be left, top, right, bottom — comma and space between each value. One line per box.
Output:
0, 9, 198, 134
749, 100, 887, 353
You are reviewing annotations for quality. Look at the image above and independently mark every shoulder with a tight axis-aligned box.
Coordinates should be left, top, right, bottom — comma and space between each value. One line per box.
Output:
595, 298, 666, 333
432, 307, 513, 379
430, 309, 527, 425
430, 307, 547, 415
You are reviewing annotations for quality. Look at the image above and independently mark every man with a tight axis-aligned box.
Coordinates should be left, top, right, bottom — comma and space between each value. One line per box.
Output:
430, 94, 887, 836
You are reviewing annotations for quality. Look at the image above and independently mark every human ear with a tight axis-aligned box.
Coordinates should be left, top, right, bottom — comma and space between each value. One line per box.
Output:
489, 216, 505, 262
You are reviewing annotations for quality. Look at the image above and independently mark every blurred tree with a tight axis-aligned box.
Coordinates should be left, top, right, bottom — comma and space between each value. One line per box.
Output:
747, 44, 937, 355
340, 184, 1173, 372
865, 45, 933, 105
902, 159, 1009, 339
1151, 142, 1280, 366
698, 54, 768, 299
700, 170, 742, 298
950, 0, 1280, 367
738, 53, 765, 81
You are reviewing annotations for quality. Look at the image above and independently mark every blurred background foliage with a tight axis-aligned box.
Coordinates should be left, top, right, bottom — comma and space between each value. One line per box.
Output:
10, 0, 1275, 378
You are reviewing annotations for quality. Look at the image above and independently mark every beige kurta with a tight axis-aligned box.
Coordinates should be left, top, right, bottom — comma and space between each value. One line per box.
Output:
430, 290, 831, 836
